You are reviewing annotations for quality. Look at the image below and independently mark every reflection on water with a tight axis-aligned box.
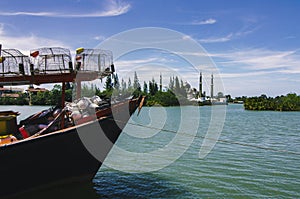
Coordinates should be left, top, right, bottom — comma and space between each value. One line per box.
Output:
93, 171, 192, 198
7, 172, 191, 199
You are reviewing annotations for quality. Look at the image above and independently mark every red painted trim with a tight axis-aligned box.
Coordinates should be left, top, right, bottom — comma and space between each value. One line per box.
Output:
19, 126, 29, 139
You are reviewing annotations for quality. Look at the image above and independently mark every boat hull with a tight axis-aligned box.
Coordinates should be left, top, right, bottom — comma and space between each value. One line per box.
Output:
0, 98, 139, 197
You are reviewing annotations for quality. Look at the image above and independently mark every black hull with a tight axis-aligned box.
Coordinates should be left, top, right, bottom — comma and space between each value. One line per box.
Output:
0, 99, 139, 198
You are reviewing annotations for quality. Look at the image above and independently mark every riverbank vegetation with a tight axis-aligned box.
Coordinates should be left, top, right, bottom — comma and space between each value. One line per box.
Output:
102, 72, 194, 106
243, 93, 300, 111
0, 72, 196, 106
1, 72, 300, 111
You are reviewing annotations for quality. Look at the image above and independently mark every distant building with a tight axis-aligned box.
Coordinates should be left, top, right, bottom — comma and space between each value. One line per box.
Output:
199, 72, 203, 98
189, 72, 227, 105
210, 73, 214, 100
26, 87, 49, 105
0, 87, 23, 98
26, 87, 49, 95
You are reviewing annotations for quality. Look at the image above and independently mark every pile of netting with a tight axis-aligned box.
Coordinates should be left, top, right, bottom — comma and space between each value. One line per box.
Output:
66, 96, 110, 121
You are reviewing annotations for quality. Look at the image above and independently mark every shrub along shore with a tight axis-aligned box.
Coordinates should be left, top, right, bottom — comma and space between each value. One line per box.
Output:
242, 93, 300, 111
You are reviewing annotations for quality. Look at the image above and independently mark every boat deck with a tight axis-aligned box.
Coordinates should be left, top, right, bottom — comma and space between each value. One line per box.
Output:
0, 71, 101, 85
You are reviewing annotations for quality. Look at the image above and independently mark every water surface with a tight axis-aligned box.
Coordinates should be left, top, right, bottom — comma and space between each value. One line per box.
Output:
97, 104, 300, 198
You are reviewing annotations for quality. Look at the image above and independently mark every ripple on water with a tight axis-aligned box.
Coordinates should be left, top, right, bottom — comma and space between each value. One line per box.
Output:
97, 105, 300, 198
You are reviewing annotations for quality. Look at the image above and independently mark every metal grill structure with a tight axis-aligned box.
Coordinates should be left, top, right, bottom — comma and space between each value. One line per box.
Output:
30, 47, 73, 74
75, 48, 114, 78
0, 46, 114, 85
0, 49, 31, 76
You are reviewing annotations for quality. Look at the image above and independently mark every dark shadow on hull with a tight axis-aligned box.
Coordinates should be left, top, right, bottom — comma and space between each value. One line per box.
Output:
6, 182, 99, 199
0, 98, 141, 198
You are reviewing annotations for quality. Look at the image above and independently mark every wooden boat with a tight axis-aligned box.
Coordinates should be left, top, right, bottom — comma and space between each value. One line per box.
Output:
0, 45, 143, 197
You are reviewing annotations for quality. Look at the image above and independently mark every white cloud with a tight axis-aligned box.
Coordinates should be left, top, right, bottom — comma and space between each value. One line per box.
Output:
220, 70, 277, 78
0, 0, 131, 18
94, 35, 106, 41
0, 25, 69, 54
100, 0, 131, 17
198, 33, 233, 43
159, 46, 300, 76
0, 11, 54, 17
213, 48, 300, 96
214, 49, 300, 72
196, 25, 258, 44
191, 18, 217, 25
182, 35, 192, 41
172, 47, 300, 96
115, 58, 159, 68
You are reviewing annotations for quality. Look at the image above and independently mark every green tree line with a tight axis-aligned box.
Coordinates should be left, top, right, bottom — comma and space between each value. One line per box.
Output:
103, 72, 193, 106
0, 72, 194, 106
0, 84, 73, 106
2, 71, 300, 111
244, 93, 300, 111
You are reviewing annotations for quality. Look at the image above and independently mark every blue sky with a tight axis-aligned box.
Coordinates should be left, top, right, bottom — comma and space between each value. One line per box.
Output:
0, 0, 299, 97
